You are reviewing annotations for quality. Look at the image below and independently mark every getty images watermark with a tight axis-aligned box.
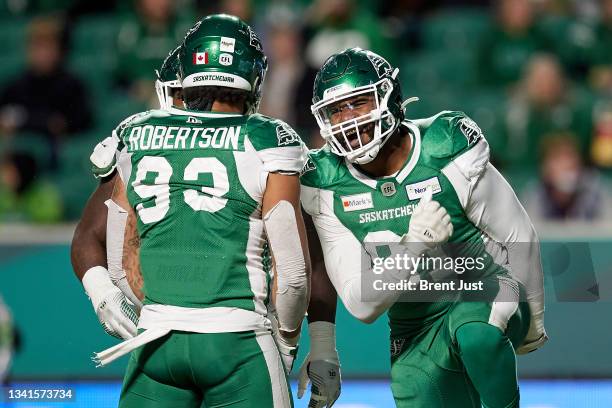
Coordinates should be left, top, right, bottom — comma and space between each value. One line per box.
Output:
360, 241, 607, 303
372, 252, 487, 292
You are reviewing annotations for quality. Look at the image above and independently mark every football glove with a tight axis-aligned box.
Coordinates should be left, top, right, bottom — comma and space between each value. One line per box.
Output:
298, 322, 341, 408
268, 309, 299, 373
516, 310, 548, 354
82, 266, 138, 340
401, 187, 453, 254
90, 135, 118, 178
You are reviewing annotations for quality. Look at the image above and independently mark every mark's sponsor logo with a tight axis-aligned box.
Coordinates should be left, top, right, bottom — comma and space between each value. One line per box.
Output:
341, 192, 374, 212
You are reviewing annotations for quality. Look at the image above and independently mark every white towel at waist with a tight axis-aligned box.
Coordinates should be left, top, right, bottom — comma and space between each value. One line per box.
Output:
94, 305, 271, 367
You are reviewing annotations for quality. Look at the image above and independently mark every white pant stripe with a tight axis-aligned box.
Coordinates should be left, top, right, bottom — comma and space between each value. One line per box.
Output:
255, 332, 292, 408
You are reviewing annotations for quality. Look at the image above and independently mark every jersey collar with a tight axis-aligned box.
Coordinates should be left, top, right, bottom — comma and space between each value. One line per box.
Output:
168, 107, 243, 117
345, 121, 422, 189
395, 121, 421, 183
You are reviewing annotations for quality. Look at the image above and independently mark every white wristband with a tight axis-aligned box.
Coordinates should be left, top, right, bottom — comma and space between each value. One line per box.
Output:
82, 266, 115, 308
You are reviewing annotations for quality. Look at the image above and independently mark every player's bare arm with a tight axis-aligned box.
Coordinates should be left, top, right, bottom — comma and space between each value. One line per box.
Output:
71, 171, 138, 340
70, 173, 116, 280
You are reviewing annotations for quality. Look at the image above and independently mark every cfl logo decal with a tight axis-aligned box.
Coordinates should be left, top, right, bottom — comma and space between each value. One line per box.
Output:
219, 53, 233, 66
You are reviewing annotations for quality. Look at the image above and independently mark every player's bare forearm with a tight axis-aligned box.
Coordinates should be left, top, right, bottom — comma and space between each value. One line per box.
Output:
70, 172, 117, 281
111, 177, 144, 301
304, 211, 337, 324
123, 210, 144, 301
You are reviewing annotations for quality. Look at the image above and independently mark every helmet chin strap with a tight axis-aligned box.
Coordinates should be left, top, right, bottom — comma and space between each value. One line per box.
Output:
349, 144, 380, 164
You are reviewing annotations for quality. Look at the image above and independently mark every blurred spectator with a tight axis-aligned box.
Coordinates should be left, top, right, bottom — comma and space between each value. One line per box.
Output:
590, 99, 612, 168
588, 0, 612, 93
196, 0, 252, 22
293, 0, 397, 146
522, 134, 612, 221
503, 54, 593, 169
259, 13, 304, 126
0, 152, 62, 223
218, 0, 252, 22
303, 0, 396, 67
0, 16, 93, 169
478, 0, 551, 86
114, 0, 191, 106
0, 295, 13, 384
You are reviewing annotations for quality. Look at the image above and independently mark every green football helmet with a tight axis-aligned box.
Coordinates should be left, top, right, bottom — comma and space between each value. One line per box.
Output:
178, 14, 268, 114
311, 48, 405, 164
155, 45, 182, 110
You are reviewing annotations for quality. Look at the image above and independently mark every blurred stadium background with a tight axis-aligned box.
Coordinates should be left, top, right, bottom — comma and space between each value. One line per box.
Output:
1, 0, 612, 406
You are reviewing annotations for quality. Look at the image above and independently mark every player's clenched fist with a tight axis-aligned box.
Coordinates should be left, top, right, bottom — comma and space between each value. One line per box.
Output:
402, 187, 453, 250
82, 266, 139, 340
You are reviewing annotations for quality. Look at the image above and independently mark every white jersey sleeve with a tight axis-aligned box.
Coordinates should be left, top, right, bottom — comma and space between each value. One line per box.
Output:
442, 144, 546, 343
301, 187, 403, 323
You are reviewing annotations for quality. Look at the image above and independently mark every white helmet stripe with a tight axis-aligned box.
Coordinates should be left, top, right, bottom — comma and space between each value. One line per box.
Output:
182, 72, 251, 90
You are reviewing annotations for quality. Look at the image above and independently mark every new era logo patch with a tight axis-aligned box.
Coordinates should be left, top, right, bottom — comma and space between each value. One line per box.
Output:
406, 177, 442, 200
341, 192, 374, 212
187, 116, 202, 124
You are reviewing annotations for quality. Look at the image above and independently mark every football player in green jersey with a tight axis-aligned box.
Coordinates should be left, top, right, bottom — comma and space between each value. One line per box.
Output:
155, 45, 183, 111
300, 48, 547, 408
71, 45, 186, 341
88, 15, 311, 408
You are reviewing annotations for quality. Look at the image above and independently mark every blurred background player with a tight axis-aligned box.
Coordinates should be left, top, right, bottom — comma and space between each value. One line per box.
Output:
90, 15, 310, 407
0, 295, 14, 384
113, 0, 191, 106
301, 48, 545, 408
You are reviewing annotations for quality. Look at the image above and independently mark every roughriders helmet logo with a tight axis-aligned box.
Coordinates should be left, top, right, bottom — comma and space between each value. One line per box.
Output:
247, 26, 263, 52
301, 157, 316, 175
459, 117, 483, 145
276, 123, 300, 146
390, 338, 406, 358
367, 53, 393, 78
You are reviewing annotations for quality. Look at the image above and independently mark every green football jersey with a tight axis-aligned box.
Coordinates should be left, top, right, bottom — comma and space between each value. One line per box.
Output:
301, 111, 509, 339
112, 107, 305, 314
